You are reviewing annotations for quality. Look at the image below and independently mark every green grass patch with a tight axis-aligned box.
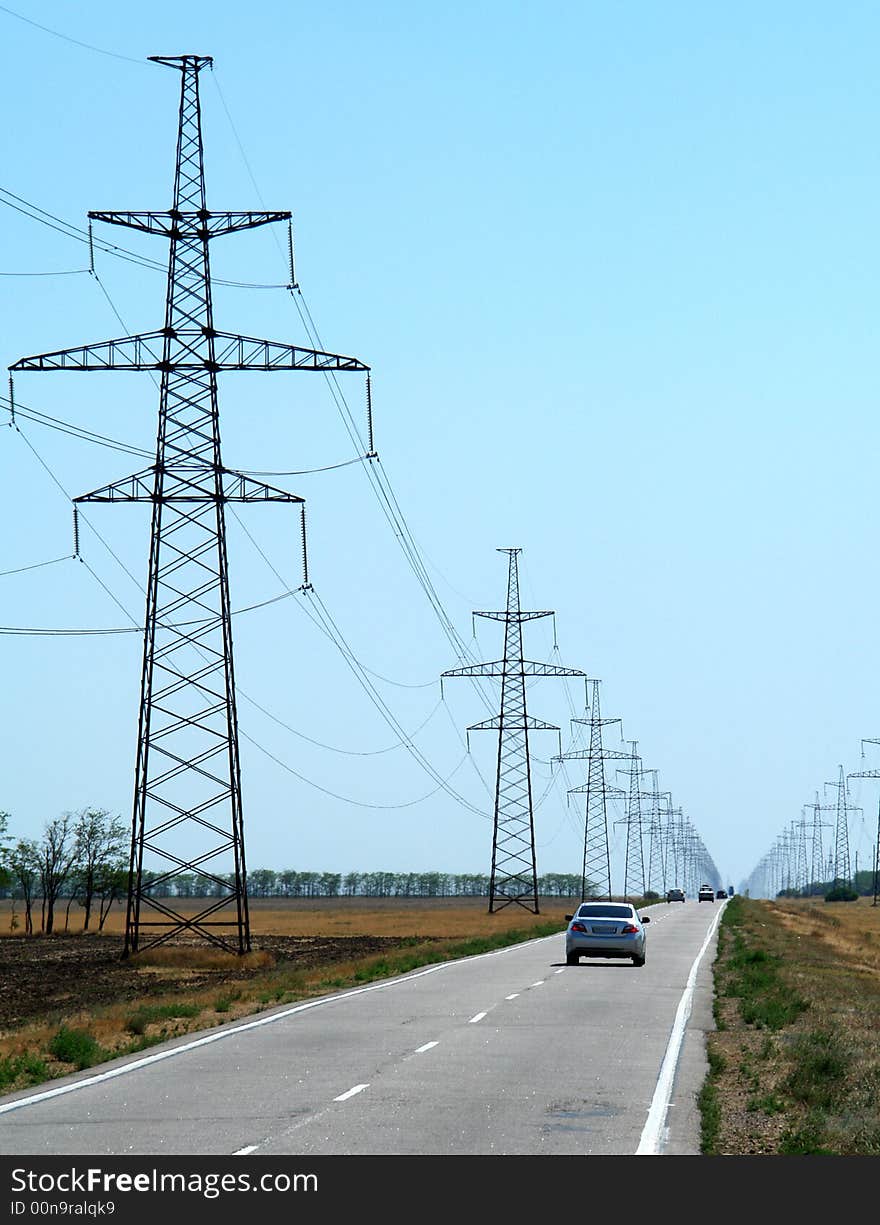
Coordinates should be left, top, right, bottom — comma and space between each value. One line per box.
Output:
783, 1030, 850, 1110
721, 924, 807, 1030
48, 1026, 106, 1070
778, 1109, 834, 1155
0, 1052, 50, 1091
125, 1002, 202, 1035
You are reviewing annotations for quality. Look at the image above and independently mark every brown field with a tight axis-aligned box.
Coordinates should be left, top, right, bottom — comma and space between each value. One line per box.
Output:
0, 893, 577, 941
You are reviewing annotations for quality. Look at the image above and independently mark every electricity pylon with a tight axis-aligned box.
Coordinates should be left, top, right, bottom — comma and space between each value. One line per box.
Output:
804, 790, 833, 895
824, 765, 860, 890
639, 769, 665, 894
10, 56, 368, 955
442, 548, 585, 913
848, 739, 880, 904
615, 743, 646, 899
664, 799, 684, 889
790, 813, 809, 895
552, 678, 629, 900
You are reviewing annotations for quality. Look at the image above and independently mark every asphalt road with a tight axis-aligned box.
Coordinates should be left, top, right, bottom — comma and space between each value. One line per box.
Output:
0, 899, 725, 1156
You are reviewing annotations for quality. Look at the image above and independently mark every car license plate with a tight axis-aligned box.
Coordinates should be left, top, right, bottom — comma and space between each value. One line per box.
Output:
591, 924, 616, 934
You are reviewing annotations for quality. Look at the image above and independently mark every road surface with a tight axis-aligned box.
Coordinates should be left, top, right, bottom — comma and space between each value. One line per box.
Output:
0, 899, 725, 1155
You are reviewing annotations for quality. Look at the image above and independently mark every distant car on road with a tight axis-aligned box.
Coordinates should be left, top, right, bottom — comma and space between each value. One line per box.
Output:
716, 889, 727, 899
564, 901, 651, 968
666, 887, 685, 903
698, 885, 715, 903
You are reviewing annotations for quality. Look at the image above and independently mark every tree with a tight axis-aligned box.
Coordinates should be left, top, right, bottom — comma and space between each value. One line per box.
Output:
95, 863, 128, 931
36, 813, 78, 934
72, 808, 128, 931
0, 811, 12, 893
7, 839, 39, 934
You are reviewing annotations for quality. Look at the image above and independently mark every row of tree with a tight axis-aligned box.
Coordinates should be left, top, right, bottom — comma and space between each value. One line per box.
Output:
0, 808, 128, 935
0, 810, 586, 935
150, 869, 584, 899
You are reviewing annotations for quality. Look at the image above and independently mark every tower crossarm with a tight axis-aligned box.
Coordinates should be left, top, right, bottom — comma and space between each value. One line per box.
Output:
90, 210, 291, 239
442, 659, 584, 679
567, 783, 626, 797
442, 660, 505, 678
75, 468, 305, 505
849, 769, 880, 780
11, 330, 368, 373
554, 745, 632, 763
473, 610, 553, 623
468, 715, 559, 732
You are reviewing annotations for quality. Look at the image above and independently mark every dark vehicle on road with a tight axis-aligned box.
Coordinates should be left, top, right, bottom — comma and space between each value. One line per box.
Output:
666, 887, 685, 902
716, 889, 727, 899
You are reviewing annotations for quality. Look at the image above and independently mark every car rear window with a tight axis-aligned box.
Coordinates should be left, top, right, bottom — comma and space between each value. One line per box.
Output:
576, 904, 635, 918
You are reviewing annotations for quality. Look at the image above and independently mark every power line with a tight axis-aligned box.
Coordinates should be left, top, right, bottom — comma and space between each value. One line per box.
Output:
0, 3, 146, 64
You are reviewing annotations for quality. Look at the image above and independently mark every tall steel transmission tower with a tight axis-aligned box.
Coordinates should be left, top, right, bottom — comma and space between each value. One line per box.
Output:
849, 738, 880, 905
640, 769, 665, 894
825, 765, 859, 889
442, 548, 584, 913
552, 678, 628, 901
805, 790, 832, 895
10, 56, 368, 955
615, 742, 646, 899
664, 798, 684, 889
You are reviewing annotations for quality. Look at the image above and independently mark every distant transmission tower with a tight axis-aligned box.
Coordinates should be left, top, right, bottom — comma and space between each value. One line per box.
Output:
640, 769, 665, 894
442, 548, 584, 913
805, 790, 833, 895
664, 799, 684, 889
825, 765, 860, 890
10, 56, 368, 955
791, 813, 809, 896
849, 737, 880, 905
615, 743, 646, 899
552, 678, 629, 900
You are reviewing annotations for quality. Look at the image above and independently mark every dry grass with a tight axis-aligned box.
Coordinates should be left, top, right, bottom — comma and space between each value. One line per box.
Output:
704, 895, 880, 1155
130, 947, 276, 971
0, 894, 575, 940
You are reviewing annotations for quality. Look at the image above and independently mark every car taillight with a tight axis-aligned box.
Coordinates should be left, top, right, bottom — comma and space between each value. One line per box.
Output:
570, 922, 587, 932
621, 923, 638, 934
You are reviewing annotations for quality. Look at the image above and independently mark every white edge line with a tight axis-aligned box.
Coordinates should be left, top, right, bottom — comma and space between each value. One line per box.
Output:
334, 1083, 369, 1102
0, 931, 563, 1117
636, 902, 726, 1155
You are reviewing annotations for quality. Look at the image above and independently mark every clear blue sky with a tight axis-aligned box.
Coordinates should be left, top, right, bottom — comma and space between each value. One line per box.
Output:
2, 1, 880, 891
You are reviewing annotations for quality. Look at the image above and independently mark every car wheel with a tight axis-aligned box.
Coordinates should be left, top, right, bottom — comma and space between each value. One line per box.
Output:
566, 951, 579, 966
632, 955, 646, 967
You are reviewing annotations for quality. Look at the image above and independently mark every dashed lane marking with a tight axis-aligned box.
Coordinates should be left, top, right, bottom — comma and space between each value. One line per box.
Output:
334, 1083, 369, 1102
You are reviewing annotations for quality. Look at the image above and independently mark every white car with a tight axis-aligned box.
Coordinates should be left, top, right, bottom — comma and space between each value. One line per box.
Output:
564, 901, 651, 967
698, 885, 715, 902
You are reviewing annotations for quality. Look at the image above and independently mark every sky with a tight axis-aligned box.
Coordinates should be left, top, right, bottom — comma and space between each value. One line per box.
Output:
2, 1, 880, 893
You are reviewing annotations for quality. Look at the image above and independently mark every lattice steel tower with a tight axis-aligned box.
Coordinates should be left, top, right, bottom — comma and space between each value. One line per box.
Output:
616, 742, 646, 898
552, 678, 629, 900
825, 764, 859, 889
640, 769, 665, 895
849, 738, 880, 905
442, 548, 584, 913
804, 791, 832, 895
10, 56, 368, 955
